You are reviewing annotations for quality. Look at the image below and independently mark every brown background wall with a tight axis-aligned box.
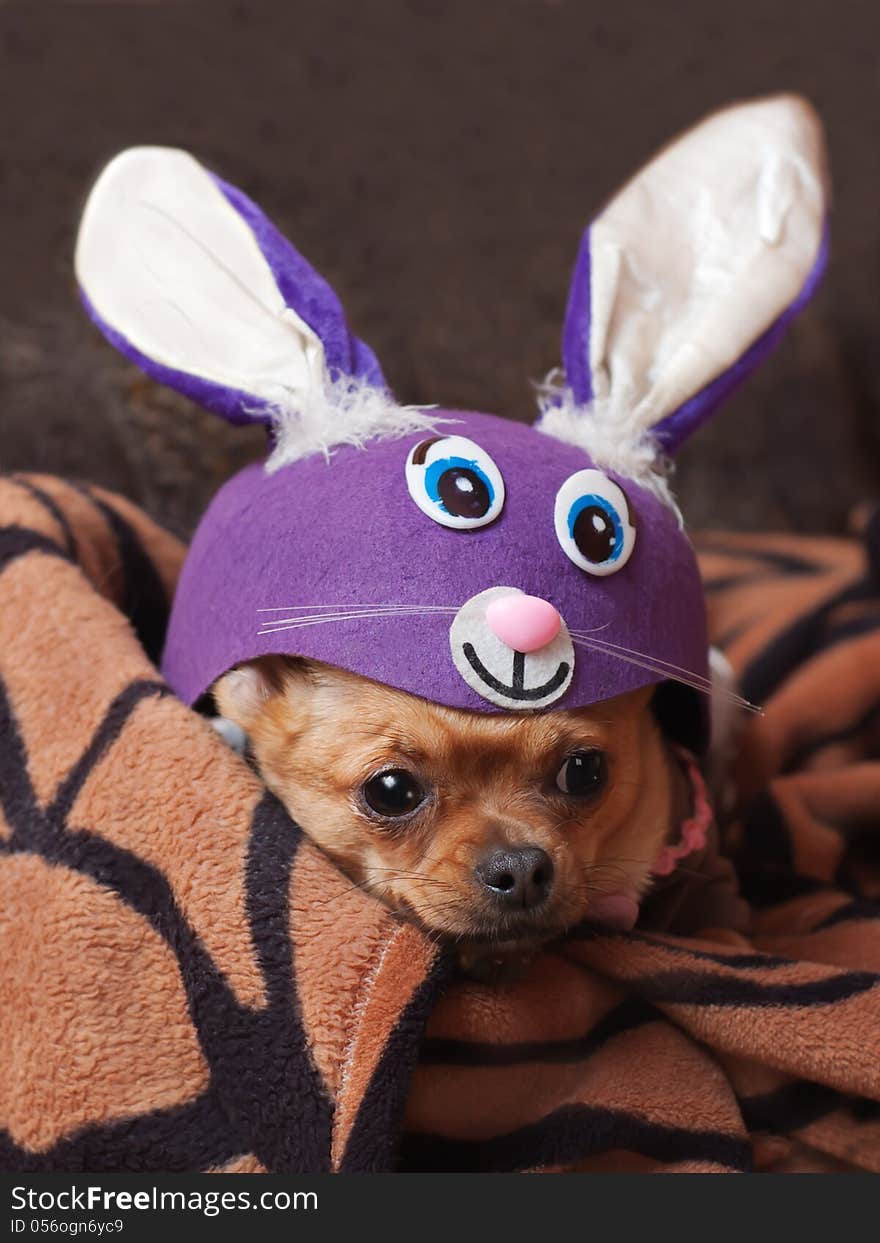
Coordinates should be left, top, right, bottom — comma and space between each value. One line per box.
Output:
1, 0, 879, 538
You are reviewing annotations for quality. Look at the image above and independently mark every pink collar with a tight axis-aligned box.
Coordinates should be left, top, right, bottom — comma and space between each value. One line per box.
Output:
587, 747, 713, 932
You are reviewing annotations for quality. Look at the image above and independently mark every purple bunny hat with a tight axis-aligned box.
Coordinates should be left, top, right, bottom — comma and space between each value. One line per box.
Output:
74, 95, 829, 735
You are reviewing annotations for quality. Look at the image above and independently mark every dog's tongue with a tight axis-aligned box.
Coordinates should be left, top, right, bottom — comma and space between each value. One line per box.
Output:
589, 894, 640, 931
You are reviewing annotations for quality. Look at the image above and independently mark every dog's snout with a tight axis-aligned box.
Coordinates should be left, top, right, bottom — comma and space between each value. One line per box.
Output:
476, 846, 554, 909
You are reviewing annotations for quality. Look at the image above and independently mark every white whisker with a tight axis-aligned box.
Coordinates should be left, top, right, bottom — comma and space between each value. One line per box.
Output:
260, 609, 456, 625
260, 607, 457, 622
571, 636, 708, 680
254, 601, 760, 714
575, 621, 613, 635
571, 637, 717, 698
257, 603, 458, 613
570, 631, 716, 687
571, 635, 760, 713
257, 605, 457, 637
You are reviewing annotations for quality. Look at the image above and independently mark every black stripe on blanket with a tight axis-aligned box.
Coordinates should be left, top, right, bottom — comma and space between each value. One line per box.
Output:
813, 898, 880, 931
397, 1104, 752, 1172
74, 484, 171, 665
0, 524, 71, 574
0, 1094, 242, 1174
0, 667, 333, 1173
0, 676, 42, 825
636, 968, 879, 1008
9, 475, 78, 558
570, 926, 794, 970
782, 701, 880, 774
694, 541, 829, 578
418, 998, 656, 1067
339, 957, 454, 1173
741, 578, 880, 706
241, 792, 335, 1174
740, 1081, 880, 1135
48, 679, 169, 820
732, 792, 825, 910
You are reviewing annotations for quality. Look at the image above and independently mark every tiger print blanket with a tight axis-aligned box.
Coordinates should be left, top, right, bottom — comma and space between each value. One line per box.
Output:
1, 473, 878, 1174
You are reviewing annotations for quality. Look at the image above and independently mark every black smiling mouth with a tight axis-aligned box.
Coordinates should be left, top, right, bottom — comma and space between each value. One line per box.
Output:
462, 643, 571, 702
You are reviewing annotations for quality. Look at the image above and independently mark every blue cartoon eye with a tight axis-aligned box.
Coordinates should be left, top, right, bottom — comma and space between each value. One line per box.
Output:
405, 435, 505, 530
554, 469, 636, 576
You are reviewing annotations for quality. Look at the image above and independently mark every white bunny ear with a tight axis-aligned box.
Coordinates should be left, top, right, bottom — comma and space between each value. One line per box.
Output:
75, 146, 405, 456
545, 95, 829, 461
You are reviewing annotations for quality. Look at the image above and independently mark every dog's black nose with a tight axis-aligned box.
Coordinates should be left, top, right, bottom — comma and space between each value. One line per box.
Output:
476, 847, 554, 909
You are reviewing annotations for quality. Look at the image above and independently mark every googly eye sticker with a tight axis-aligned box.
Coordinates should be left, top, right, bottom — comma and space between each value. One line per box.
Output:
554, 469, 636, 576
406, 435, 505, 530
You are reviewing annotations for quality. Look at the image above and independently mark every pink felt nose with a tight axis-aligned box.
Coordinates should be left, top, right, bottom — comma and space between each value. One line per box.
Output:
484, 593, 562, 653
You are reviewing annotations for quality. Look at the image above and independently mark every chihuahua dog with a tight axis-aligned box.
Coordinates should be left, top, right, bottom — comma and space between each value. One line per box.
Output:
74, 102, 811, 975
214, 656, 695, 977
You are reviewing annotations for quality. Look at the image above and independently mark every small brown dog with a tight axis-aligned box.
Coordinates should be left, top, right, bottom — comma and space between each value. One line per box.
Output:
214, 656, 697, 976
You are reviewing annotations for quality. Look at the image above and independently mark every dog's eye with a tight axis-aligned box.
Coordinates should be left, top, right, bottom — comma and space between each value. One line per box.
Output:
556, 749, 607, 796
406, 435, 505, 529
554, 469, 636, 576
362, 769, 426, 818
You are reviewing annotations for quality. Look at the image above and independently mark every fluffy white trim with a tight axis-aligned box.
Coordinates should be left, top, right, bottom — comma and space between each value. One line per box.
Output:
535, 372, 682, 521
263, 376, 446, 473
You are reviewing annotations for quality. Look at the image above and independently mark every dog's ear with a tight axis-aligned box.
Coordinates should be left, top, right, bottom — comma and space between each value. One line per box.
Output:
75, 146, 385, 431
213, 656, 299, 732
545, 95, 828, 457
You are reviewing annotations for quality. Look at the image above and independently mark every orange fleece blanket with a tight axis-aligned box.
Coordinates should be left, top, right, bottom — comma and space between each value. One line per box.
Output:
1, 474, 878, 1173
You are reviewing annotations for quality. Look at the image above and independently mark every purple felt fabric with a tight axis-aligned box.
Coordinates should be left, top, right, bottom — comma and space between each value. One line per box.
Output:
161, 410, 708, 713
561, 227, 593, 407
213, 176, 386, 391
78, 176, 386, 430
560, 222, 829, 454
